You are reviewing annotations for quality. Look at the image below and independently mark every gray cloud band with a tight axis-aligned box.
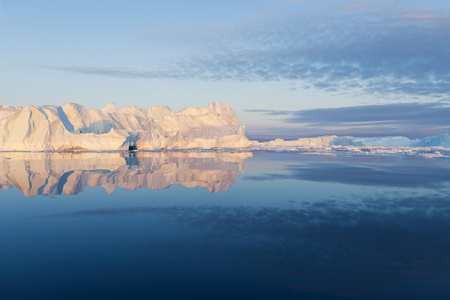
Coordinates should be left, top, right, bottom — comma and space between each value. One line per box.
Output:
246, 102, 450, 139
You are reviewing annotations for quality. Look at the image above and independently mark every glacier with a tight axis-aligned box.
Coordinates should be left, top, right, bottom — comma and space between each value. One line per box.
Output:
0, 102, 251, 151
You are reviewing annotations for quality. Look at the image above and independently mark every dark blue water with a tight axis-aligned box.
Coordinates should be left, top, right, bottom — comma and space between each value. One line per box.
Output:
1, 151, 449, 299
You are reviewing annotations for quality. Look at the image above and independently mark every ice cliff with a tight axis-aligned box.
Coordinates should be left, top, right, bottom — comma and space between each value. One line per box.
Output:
0, 102, 251, 151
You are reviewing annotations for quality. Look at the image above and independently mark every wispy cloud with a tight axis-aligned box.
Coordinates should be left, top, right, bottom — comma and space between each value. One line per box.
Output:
37, 2, 450, 97
35, 65, 188, 80
247, 102, 450, 138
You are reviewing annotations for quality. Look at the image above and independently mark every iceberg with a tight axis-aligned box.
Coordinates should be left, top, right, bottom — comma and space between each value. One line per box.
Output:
249, 134, 450, 159
251, 136, 339, 149
251, 134, 450, 149
0, 102, 251, 151
350, 136, 414, 147
411, 133, 450, 148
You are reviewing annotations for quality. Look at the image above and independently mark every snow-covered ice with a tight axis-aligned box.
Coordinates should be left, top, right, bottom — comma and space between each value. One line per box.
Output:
0, 102, 251, 151
249, 135, 450, 159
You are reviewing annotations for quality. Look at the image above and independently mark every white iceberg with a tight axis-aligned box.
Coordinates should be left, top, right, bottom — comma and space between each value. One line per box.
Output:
411, 133, 450, 148
0, 102, 252, 151
251, 134, 450, 149
350, 136, 415, 147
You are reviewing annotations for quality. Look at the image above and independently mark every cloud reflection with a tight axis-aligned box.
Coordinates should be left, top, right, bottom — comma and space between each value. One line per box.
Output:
43, 193, 450, 298
244, 155, 450, 188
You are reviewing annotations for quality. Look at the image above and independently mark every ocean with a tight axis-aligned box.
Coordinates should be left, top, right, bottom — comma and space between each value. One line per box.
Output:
1, 151, 449, 299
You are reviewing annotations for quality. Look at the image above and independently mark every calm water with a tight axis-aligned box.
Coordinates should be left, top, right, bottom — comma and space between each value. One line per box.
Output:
1, 151, 449, 300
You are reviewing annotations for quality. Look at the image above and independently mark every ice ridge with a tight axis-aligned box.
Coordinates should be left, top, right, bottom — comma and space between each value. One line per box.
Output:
0, 102, 251, 151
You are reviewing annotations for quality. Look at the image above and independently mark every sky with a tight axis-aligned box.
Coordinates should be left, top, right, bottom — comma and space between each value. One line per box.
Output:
1, 0, 449, 139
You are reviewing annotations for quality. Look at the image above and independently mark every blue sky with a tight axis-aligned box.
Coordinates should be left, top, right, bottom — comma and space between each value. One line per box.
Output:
1, 0, 449, 139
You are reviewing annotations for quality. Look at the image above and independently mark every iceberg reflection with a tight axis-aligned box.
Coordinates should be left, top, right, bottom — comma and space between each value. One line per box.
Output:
0, 151, 252, 196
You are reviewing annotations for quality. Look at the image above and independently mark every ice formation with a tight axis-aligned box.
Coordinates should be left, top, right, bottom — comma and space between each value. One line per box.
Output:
251, 134, 450, 149
0, 102, 251, 151
411, 133, 450, 148
250, 135, 450, 159
1, 102, 450, 157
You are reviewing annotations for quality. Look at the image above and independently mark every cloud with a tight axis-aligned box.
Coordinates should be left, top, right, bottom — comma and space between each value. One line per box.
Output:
37, 2, 450, 97
35, 65, 188, 80
246, 102, 450, 138
341, 0, 404, 12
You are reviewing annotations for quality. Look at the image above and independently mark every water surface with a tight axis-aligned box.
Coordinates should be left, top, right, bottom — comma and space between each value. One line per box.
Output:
1, 151, 449, 299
